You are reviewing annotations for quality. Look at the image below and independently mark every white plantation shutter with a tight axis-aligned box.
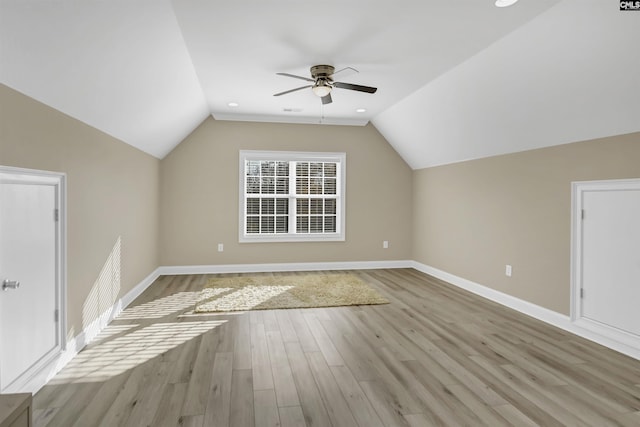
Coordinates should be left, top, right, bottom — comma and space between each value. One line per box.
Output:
244, 160, 290, 234
239, 151, 345, 242
294, 161, 338, 234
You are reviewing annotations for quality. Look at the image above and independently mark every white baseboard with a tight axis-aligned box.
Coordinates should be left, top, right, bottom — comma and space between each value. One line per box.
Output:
23, 259, 638, 395
21, 260, 408, 393
411, 261, 640, 361
75, 267, 162, 349
158, 260, 413, 275
18, 267, 162, 394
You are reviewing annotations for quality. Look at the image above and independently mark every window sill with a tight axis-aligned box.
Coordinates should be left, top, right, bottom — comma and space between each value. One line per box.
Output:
239, 234, 345, 243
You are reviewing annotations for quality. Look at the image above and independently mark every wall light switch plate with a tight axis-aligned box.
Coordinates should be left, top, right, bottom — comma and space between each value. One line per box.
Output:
383, 241, 389, 249
505, 264, 512, 277
218, 243, 224, 252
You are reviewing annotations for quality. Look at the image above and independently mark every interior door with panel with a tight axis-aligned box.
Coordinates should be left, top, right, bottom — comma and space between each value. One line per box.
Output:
581, 185, 640, 337
0, 168, 64, 393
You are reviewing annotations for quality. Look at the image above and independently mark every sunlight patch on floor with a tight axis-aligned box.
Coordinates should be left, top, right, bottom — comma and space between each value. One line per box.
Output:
196, 285, 294, 312
86, 323, 137, 347
117, 291, 201, 320
50, 320, 225, 383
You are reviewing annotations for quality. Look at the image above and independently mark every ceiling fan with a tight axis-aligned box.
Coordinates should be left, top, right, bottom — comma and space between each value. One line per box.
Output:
273, 65, 377, 105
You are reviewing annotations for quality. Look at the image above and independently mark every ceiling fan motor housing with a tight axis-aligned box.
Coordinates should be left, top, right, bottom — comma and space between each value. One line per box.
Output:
310, 65, 335, 80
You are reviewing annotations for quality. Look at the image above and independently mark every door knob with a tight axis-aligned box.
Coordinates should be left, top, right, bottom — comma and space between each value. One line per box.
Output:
2, 280, 20, 291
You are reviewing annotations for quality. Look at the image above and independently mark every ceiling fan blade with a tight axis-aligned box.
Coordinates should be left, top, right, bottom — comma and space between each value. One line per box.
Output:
321, 93, 332, 105
332, 66, 359, 78
333, 81, 377, 94
273, 85, 312, 97
276, 72, 315, 82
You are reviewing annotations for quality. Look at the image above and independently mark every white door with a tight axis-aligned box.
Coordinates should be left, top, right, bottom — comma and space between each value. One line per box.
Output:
0, 168, 64, 392
580, 185, 640, 337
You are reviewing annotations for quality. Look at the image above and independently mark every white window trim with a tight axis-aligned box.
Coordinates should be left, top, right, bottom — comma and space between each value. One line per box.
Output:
238, 150, 346, 243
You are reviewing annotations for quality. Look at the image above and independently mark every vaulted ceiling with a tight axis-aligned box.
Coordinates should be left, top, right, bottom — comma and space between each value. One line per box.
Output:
1, 1, 638, 168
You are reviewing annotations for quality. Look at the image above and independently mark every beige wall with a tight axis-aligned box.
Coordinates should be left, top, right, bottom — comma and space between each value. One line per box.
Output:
160, 117, 413, 265
0, 84, 160, 339
412, 132, 640, 315
7, 77, 637, 331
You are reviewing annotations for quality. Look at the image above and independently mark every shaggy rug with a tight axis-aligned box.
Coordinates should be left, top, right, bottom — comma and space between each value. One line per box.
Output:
194, 273, 389, 312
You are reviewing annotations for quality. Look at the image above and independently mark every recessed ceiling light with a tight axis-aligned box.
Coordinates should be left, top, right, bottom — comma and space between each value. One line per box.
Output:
355, 108, 367, 113
227, 102, 239, 107
495, 0, 519, 7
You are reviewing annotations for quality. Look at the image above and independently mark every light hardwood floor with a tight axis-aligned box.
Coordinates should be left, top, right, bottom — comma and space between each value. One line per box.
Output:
33, 269, 640, 426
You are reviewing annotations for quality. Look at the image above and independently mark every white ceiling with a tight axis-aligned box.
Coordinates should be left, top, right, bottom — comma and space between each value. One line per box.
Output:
374, 0, 640, 168
1, 1, 638, 168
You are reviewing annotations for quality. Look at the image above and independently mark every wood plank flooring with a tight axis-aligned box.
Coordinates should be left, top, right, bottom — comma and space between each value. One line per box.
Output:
33, 269, 640, 426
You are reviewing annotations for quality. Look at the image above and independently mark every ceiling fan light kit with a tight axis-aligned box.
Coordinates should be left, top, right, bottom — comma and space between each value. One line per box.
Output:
275, 64, 377, 105
312, 82, 332, 97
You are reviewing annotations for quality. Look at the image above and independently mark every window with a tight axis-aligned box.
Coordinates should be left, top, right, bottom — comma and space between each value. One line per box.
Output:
239, 150, 346, 242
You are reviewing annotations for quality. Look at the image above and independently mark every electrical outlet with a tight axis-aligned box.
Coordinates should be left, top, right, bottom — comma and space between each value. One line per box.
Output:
505, 264, 512, 277
383, 240, 389, 249
218, 243, 224, 252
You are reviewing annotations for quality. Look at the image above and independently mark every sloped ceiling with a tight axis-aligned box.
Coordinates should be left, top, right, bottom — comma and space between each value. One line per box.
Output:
1, 1, 638, 167
374, 0, 640, 168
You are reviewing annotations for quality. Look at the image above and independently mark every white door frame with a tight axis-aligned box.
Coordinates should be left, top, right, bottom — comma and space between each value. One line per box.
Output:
0, 165, 67, 392
570, 178, 640, 353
